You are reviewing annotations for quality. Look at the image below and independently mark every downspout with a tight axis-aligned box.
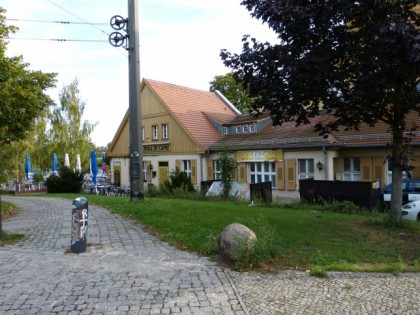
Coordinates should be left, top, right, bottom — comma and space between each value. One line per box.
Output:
201, 149, 211, 187
323, 146, 329, 180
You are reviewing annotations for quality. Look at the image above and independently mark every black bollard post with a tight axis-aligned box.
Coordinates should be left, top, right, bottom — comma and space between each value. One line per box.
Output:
71, 197, 88, 253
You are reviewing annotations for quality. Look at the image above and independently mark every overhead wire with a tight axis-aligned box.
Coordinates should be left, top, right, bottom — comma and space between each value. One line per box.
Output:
5, 0, 128, 56
6, 37, 107, 43
44, 0, 111, 36
43, 0, 127, 56
7, 18, 107, 26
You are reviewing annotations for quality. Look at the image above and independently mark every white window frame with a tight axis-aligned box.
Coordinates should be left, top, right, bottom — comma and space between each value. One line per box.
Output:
213, 160, 221, 180
162, 124, 168, 139
242, 125, 249, 133
235, 126, 241, 133
182, 160, 192, 177
298, 159, 314, 180
152, 125, 158, 140
249, 162, 276, 189
343, 157, 361, 181
222, 127, 228, 135
249, 124, 255, 133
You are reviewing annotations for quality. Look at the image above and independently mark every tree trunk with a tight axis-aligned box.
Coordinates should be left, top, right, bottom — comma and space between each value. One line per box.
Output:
390, 129, 403, 223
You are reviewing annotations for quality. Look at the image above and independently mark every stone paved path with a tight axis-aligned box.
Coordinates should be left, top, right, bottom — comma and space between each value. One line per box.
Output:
1, 196, 419, 315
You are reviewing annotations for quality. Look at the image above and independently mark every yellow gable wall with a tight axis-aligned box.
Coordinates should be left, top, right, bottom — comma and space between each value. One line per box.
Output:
141, 84, 204, 154
107, 117, 129, 157
109, 84, 204, 158
141, 86, 167, 116
142, 115, 203, 154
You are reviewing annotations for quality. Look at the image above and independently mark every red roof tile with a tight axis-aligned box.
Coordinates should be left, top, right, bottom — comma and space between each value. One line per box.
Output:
144, 79, 238, 149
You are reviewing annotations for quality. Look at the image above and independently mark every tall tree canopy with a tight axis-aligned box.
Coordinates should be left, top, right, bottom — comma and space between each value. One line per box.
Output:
48, 79, 97, 169
209, 73, 253, 113
0, 7, 56, 144
0, 79, 97, 184
221, 1, 419, 222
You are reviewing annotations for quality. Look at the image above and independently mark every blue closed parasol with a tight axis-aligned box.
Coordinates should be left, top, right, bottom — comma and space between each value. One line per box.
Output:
90, 150, 98, 185
25, 152, 31, 180
52, 153, 58, 174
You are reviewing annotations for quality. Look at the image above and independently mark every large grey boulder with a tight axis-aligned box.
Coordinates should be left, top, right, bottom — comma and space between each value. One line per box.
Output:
217, 223, 257, 261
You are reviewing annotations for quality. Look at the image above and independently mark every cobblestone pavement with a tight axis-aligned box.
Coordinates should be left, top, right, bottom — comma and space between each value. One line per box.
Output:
1, 196, 419, 315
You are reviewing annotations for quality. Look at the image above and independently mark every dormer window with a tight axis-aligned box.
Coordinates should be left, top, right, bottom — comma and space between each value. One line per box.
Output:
249, 124, 255, 133
222, 127, 228, 135
242, 125, 249, 133
236, 126, 241, 133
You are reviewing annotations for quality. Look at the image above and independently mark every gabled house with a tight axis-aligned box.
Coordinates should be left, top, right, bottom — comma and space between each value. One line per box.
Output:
106, 79, 239, 188
108, 79, 420, 201
206, 111, 420, 199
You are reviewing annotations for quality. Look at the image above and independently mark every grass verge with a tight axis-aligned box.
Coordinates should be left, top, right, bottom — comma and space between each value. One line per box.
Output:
9, 194, 420, 272
0, 199, 25, 246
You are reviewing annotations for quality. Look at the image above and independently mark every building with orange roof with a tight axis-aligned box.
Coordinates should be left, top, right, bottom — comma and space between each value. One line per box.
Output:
106, 79, 239, 188
108, 79, 420, 201
208, 111, 420, 198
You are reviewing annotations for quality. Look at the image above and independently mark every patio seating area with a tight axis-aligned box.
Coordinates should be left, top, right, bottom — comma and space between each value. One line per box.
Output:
1, 182, 47, 194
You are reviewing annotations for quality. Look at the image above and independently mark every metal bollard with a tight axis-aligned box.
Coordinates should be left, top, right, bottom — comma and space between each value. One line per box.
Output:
71, 197, 88, 253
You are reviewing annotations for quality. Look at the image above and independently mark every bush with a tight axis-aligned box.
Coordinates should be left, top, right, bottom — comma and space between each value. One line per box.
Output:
233, 219, 283, 270
145, 184, 160, 197
32, 172, 44, 183
163, 168, 195, 194
304, 198, 363, 215
45, 166, 83, 193
326, 200, 361, 214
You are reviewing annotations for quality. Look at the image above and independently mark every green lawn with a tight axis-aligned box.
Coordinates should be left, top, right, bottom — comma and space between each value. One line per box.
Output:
0, 199, 25, 246
53, 194, 420, 273
3, 194, 420, 272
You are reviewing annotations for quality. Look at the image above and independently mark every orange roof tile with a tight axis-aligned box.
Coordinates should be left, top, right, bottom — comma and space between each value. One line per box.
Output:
144, 79, 238, 149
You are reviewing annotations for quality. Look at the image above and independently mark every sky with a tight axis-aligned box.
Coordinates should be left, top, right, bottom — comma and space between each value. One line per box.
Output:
1, 0, 278, 147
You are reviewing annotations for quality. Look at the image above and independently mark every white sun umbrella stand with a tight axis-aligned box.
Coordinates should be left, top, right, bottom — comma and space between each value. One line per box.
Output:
64, 153, 70, 168
76, 154, 82, 172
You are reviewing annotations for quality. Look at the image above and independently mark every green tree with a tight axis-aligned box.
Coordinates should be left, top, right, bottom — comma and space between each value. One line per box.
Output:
31, 115, 53, 172
221, 1, 419, 222
0, 141, 23, 183
0, 79, 97, 185
0, 7, 56, 237
216, 146, 239, 199
0, 7, 56, 145
209, 73, 253, 113
48, 79, 96, 171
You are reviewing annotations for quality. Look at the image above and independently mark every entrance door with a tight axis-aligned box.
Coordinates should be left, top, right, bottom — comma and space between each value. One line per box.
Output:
158, 161, 169, 187
113, 162, 121, 186
114, 170, 121, 186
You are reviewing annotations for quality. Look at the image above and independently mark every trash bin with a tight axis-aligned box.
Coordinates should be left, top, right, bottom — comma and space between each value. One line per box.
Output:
71, 197, 88, 253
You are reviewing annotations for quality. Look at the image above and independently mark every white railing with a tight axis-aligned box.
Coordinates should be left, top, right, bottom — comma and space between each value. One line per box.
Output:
3, 182, 47, 193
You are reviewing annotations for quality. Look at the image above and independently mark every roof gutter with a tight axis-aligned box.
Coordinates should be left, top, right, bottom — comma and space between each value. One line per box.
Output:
208, 141, 420, 152
214, 90, 241, 115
